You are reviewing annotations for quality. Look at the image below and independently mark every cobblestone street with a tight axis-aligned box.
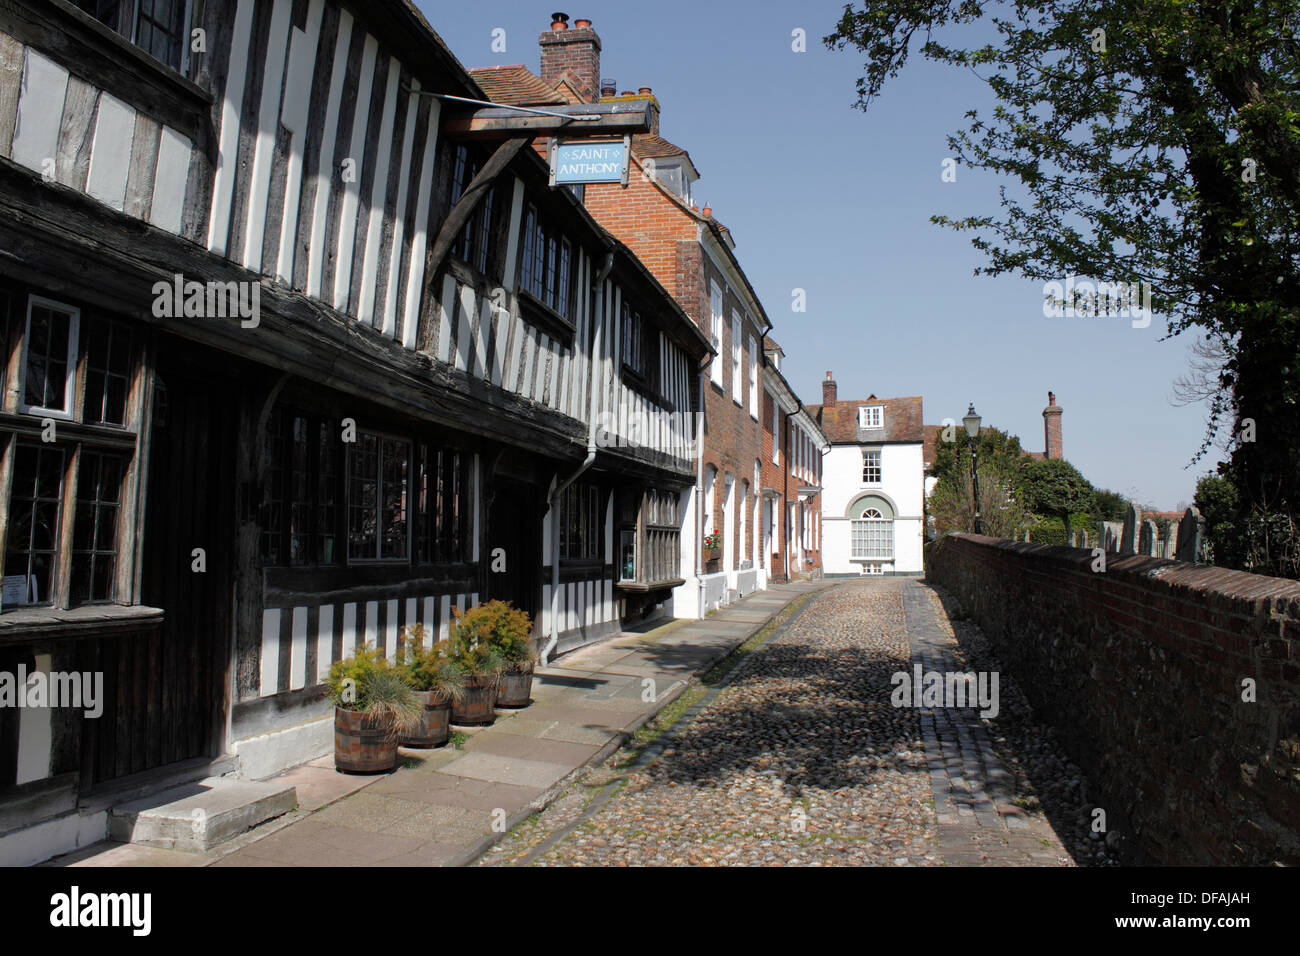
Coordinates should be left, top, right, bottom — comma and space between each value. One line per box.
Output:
479, 579, 1097, 867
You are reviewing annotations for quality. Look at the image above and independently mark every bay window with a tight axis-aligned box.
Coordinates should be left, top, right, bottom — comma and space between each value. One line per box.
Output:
619, 488, 681, 586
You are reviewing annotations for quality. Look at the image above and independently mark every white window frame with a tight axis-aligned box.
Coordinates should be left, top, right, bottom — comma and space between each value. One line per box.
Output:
731, 311, 742, 405
748, 335, 758, 419
771, 397, 779, 465
851, 508, 894, 560
709, 282, 723, 386
19, 296, 81, 421
862, 449, 882, 484
859, 405, 883, 429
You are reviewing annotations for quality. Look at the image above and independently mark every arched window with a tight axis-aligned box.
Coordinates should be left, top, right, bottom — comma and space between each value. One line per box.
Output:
851, 505, 893, 560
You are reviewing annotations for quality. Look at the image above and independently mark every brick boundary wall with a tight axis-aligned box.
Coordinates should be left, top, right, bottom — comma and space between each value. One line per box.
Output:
925, 533, 1300, 865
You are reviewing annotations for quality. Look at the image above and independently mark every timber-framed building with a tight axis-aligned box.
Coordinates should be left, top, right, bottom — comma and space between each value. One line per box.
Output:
0, 0, 709, 864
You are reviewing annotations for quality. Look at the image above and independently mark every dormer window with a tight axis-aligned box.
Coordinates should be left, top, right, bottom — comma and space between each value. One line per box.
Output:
858, 405, 883, 429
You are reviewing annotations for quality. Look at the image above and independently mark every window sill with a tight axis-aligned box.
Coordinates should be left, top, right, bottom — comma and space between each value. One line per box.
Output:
616, 578, 685, 593
0, 603, 164, 642
518, 289, 576, 345
0, 412, 139, 450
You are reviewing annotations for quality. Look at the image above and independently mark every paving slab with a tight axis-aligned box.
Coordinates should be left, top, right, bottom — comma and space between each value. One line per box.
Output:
465, 730, 600, 766
439, 752, 574, 790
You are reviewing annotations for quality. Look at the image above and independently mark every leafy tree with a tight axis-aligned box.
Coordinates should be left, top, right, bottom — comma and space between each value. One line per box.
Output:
928, 443, 1028, 538
1020, 458, 1097, 539
928, 425, 1025, 484
1092, 488, 1129, 523
826, 0, 1300, 577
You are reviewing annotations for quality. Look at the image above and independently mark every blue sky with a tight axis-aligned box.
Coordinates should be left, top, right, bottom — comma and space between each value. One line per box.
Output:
420, 0, 1223, 509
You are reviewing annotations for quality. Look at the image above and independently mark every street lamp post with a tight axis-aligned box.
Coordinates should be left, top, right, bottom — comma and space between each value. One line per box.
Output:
962, 404, 983, 535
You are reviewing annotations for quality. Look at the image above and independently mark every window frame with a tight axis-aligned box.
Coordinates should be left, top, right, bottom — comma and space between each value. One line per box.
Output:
862, 449, 882, 484
851, 510, 894, 561
19, 296, 81, 421
859, 405, 884, 429
619, 487, 682, 587
73, 0, 193, 75
730, 311, 743, 405
516, 201, 577, 337
559, 479, 604, 564
747, 335, 758, 419
345, 427, 413, 564
3, 292, 142, 612
709, 283, 723, 386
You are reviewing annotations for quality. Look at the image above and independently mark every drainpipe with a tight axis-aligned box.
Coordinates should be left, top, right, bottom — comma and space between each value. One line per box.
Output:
693, 354, 710, 618
783, 406, 792, 582
541, 251, 614, 666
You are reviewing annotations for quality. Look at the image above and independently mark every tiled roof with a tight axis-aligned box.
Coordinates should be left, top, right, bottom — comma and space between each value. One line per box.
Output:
922, 425, 942, 466
465, 65, 568, 106
634, 133, 688, 159
807, 396, 924, 444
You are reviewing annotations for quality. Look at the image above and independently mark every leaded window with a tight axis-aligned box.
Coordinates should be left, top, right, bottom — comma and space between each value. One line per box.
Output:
70, 450, 125, 603
348, 432, 410, 561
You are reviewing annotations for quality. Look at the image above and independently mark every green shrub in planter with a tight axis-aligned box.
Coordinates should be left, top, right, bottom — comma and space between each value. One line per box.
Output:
326, 645, 421, 772
462, 601, 537, 708
326, 645, 420, 728
398, 625, 466, 701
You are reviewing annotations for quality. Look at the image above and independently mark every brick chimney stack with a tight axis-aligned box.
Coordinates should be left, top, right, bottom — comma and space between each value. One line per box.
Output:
539, 13, 602, 103
822, 371, 837, 408
1043, 390, 1063, 459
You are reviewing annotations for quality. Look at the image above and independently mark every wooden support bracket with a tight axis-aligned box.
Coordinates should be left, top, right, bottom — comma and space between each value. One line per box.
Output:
426, 135, 529, 284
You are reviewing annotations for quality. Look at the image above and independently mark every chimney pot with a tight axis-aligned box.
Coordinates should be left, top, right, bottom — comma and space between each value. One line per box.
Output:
540, 13, 601, 102
600, 79, 616, 96
701, 206, 712, 217
575, 18, 592, 28
638, 86, 652, 95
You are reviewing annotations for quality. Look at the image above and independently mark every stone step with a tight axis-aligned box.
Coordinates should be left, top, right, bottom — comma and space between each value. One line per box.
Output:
107, 777, 297, 852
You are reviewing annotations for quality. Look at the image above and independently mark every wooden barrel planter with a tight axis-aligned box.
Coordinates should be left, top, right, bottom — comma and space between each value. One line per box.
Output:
451, 677, 497, 725
496, 666, 535, 708
402, 691, 452, 748
334, 707, 398, 773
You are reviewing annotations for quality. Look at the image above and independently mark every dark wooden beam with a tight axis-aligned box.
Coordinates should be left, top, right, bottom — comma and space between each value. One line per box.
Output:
442, 100, 654, 140
0, 160, 587, 460
426, 135, 529, 283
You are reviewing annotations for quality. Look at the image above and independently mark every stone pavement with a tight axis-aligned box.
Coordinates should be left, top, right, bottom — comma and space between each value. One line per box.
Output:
902, 580, 1073, 865
51, 579, 826, 868
477, 578, 1078, 867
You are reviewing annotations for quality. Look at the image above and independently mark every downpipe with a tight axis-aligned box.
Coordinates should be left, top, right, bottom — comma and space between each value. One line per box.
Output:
694, 357, 709, 619
541, 252, 614, 667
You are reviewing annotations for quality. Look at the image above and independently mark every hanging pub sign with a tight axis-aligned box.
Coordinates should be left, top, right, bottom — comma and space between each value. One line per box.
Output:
549, 136, 631, 187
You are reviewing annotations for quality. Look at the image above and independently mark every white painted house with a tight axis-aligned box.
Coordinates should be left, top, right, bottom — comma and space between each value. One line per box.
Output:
807, 374, 926, 576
